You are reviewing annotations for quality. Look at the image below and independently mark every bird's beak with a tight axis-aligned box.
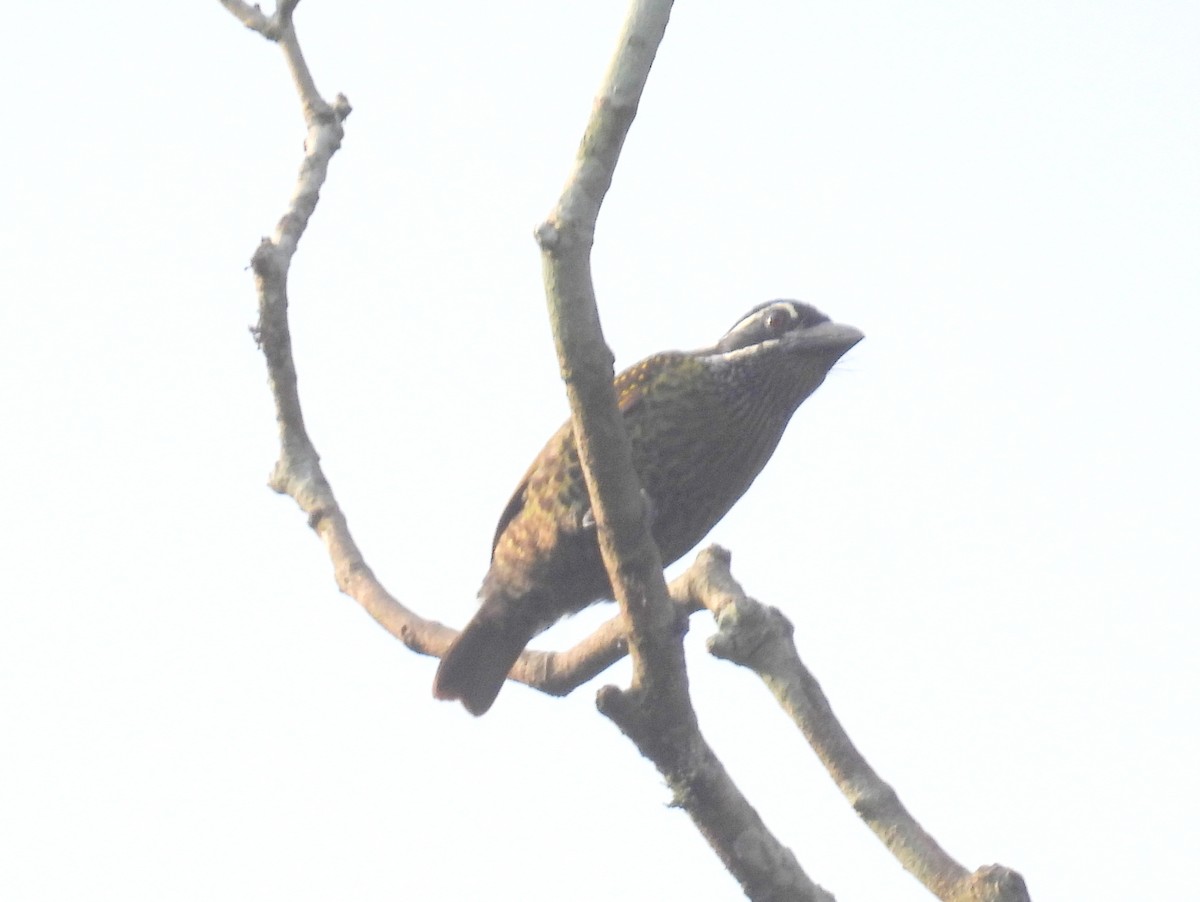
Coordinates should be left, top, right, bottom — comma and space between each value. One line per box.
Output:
790, 321, 863, 355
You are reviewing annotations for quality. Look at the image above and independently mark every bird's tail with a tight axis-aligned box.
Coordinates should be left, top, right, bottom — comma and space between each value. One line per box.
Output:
433, 599, 537, 716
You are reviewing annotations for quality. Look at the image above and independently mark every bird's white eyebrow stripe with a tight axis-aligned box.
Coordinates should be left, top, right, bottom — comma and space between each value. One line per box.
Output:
728, 314, 758, 332
728, 303, 795, 334
717, 336, 783, 361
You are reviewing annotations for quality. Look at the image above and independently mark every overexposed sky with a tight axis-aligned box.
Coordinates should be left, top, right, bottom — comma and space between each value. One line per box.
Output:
2, 3, 1197, 900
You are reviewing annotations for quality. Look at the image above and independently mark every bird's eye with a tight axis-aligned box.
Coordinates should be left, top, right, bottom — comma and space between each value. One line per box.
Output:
764, 306, 793, 332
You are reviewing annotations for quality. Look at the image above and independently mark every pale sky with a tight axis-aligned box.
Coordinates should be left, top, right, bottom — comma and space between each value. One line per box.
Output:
2, 3, 1197, 900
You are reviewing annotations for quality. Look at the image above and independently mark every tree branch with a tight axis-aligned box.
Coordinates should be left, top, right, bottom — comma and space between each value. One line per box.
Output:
534, 0, 681, 695
218, 0, 679, 708
535, 2, 832, 900
225, 6, 1029, 901
677, 547, 1031, 902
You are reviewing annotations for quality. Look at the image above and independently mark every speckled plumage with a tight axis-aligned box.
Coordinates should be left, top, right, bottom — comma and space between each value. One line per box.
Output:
434, 300, 862, 715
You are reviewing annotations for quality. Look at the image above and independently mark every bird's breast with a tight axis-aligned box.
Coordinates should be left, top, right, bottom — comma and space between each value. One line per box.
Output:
626, 363, 791, 565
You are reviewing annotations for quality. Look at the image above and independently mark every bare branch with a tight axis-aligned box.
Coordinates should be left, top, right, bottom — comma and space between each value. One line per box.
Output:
221, 1, 626, 700
535, 2, 833, 900
677, 547, 1031, 902
218, 0, 295, 41
225, 7, 1026, 901
535, 0, 682, 696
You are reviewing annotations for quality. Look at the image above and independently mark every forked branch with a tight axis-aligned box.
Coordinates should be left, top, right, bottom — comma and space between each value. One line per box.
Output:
680, 548, 1031, 902
534, 2, 831, 900
223, 3, 1030, 901
218, 0, 672, 705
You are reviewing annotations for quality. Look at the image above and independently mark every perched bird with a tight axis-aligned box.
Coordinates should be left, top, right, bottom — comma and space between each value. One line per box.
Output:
433, 300, 862, 715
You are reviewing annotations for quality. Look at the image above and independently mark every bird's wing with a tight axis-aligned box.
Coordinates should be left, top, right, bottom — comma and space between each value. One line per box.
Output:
490, 421, 576, 555
490, 353, 686, 556
614, 352, 683, 416
491, 479, 529, 555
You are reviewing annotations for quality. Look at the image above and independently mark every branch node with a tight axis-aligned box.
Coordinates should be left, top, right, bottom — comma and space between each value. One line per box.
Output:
704, 544, 733, 568
706, 597, 792, 670
850, 780, 898, 822
594, 683, 630, 719
306, 506, 329, 530
266, 464, 288, 496
250, 237, 278, 278
961, 865, 1031, 902
534, 220, 560, 250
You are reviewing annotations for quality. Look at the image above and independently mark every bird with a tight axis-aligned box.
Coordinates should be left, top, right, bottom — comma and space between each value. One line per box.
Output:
433, 300, 862, 715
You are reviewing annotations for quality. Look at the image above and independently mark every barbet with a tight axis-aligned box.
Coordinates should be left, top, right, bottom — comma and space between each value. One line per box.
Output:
433, 300, 862, 714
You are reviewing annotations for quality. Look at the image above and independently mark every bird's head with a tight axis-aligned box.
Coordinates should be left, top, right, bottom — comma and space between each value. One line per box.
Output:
700, 299, 863, 411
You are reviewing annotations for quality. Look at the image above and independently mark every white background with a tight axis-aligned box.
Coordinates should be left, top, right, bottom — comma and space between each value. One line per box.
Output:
2, 3, 1197, 900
